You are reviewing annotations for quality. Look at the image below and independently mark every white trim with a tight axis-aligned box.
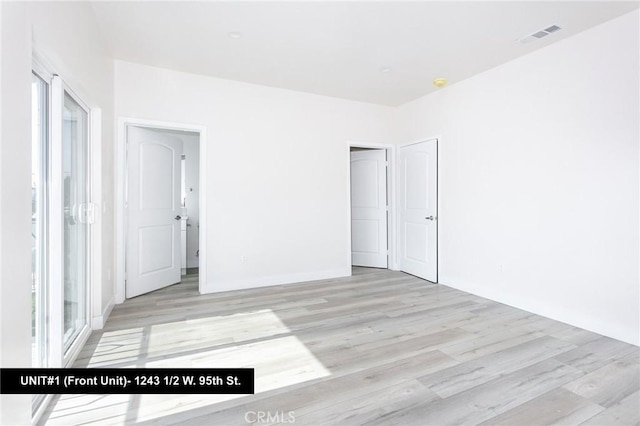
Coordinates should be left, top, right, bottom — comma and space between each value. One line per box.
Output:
116, 120, 126, 303
196, 125, 208, 294
91, 295, 114, 330
201, 268, 352, 294
63, 325, 91, 368
48, 75, 64, 367
397, 136, 441, 282
116, 117, 207, 303
346, 141, 397, 271
32, 49, 54, 82
398, 136, 441, 149
62, 80, 91, 112
32, 394, 53, 425
90, 108, 103, 329
32, 43, 95, 110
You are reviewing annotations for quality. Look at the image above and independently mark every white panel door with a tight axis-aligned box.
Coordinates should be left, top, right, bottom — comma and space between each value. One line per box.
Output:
351, 149, 388, 268
127, 126, 183, 298
398, 140, 437, 281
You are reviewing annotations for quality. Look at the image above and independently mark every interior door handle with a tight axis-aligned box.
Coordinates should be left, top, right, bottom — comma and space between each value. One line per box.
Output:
175, 215, 182, 221
426, 216, 434, 220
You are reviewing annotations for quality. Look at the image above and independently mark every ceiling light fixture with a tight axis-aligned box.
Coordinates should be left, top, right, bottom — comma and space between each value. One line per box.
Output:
227, 32, 242, 39
433, 77, 447, 88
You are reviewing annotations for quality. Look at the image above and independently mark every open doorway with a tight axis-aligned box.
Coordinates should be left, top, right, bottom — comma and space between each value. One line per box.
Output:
348, 143, 395, 271
116, 119, 207, 302
125, 127, 201, 298
165, 129, 200, 277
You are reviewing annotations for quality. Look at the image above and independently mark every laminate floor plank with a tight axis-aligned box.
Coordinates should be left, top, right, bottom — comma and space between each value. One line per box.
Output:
138, 350, 455, 426
580, 390, 640, 425
418, 336, 577, 398
372, 359, 584, 425
563, 352, 640, 408
40, 268, 640, 426
479, 388, 605, 426
549, 327, 604, 346
555, 336, 639, 374
292, 379, 438, 426
439, 326, 546, 362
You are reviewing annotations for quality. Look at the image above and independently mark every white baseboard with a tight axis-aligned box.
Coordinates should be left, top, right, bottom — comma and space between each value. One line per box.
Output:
200, 267, 352, 294
91, 296, 115, 330
439, 274, 640, 347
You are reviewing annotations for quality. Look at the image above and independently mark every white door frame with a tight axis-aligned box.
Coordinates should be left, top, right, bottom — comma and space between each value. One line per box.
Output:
398, 136, 441, 283
116, 117, 207, 303
346, 141, 397, 271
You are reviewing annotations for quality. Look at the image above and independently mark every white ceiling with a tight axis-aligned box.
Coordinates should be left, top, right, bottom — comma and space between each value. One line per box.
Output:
90, 1, 639, 106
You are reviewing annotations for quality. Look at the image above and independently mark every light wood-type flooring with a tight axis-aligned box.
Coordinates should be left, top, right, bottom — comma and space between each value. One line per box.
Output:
41, 268, 639, 425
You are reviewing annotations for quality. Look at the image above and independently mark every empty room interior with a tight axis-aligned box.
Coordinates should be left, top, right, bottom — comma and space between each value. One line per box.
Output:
1, 1, 639, 425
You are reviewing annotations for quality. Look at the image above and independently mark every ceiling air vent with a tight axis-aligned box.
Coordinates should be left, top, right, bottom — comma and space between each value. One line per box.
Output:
519, 25, 562, 44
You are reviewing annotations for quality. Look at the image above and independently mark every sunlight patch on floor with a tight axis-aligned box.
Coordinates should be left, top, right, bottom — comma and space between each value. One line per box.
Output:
82, 327, 146, 367
44, 394, 131, 425
46, 310, 330, 425
147, 309, 292, 352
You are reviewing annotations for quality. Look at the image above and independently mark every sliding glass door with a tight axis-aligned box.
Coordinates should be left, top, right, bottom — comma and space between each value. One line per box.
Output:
31, 63, 92, 416
62, 92, 89, 352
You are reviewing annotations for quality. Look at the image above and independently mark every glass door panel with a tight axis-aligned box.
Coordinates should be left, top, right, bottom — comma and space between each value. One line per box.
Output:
62, 92, 88, 352
31, 73, 48, 368
31, 73, 50, 415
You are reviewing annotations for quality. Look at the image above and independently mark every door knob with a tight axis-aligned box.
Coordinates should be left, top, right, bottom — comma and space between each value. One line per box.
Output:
175, 215, 182, 221
426, 216, 434, 220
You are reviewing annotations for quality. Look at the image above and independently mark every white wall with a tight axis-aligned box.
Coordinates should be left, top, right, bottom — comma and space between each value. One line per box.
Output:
394, 10, 639, 345
0, 2, 114, 422
0, 3, 33, 424
116, 61, 394, 293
